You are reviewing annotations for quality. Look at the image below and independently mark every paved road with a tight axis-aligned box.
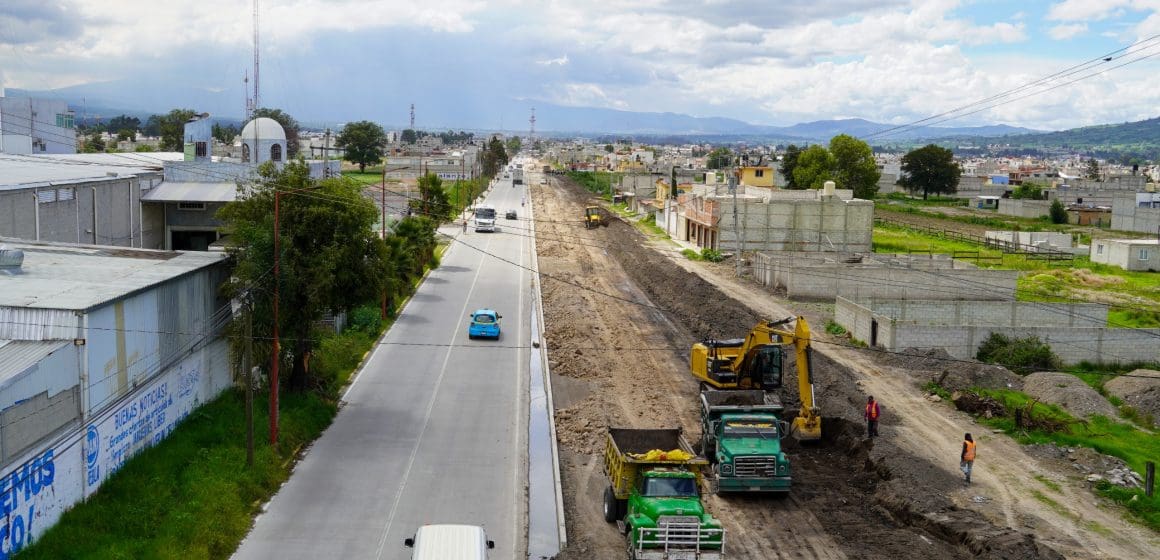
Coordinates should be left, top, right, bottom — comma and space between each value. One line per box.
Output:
234, 175, 533, 559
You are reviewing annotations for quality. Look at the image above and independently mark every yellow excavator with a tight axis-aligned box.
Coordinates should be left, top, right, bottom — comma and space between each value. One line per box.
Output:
690, 316, 821, 441
584, 206, 606, 229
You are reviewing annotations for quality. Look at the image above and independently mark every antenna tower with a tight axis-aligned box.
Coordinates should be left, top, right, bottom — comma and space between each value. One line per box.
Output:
529, 107, 536, 138
410, 103, 415, 130
252, 0, 261, 114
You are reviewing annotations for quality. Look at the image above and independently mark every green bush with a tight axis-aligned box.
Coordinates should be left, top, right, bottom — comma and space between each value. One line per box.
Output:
700, 248, 724, 262
824, 320, 847, 336
681, 249, 701, 260
1049, 199, 1069, 224
347, 304, 382, 333
975, 332, 1061, 373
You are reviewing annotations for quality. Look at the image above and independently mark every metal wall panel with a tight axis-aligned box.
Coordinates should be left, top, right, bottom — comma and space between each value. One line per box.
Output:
0, 308, 79, 340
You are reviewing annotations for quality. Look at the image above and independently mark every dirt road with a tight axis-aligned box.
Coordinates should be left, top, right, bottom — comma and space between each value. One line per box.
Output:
532, 175, 1082, 559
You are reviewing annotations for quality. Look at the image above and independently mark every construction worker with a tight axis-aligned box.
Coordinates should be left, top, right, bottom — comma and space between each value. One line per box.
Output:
961, 433, 976, 485
864, 396, 880, 438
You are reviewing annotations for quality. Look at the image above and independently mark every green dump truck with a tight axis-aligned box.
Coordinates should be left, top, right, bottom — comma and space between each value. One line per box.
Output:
602, 428, 725, 560
700, 390, 791, 493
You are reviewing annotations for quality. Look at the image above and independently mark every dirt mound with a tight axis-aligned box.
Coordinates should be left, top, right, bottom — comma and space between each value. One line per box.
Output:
1025, 443, 1145, 488
1104, 369, 1160, 427
876, 347, 1023, 392
1022, 372, 1118, 419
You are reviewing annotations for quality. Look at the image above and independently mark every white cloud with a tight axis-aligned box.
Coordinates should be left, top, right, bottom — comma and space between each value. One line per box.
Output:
1047, 0, 1130, 21
536, 55, 569, 66
1049, 23, 1088, 40
553, 83, 628, 110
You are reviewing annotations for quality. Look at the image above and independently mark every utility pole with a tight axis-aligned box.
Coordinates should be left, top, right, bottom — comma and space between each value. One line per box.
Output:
245, 296, 254, 466
270, 190, 281, 445
730, 173, 741, 277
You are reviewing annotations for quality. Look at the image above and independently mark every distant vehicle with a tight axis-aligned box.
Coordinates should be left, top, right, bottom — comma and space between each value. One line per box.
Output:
512, 168, 524, 185
505, 209, 518, 220
474, 204, 497, 232
404, 524, 495, 560
468, 309, 502, 339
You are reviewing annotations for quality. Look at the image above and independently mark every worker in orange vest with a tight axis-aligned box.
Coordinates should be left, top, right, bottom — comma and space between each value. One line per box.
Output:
864, 396, 880, 438
961, 433, 977, 485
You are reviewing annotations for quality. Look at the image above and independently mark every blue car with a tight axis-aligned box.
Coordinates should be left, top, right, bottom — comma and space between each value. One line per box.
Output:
468, 309, 502, 339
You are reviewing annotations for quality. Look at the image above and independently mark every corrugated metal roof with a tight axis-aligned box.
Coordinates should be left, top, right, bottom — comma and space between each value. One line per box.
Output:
0, 152, 183, 190
411, 525, 488, 559
141, 181, 239, 203
0, 339, 72, 385
0, 238, 227, 311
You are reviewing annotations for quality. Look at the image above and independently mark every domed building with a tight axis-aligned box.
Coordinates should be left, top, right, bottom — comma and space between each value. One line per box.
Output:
239, 117, 287, 164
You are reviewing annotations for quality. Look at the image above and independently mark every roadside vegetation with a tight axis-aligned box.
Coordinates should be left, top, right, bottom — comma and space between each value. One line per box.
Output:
18, 164, 448, 559
567, 170, 622, 199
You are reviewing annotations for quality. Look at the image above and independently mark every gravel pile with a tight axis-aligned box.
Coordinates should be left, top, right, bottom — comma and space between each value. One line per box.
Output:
1022, 372, 1117, 419
1104, 369, 1160, 427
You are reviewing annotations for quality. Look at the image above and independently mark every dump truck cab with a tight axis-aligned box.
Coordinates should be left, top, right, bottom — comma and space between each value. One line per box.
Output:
700, 390, 790, 493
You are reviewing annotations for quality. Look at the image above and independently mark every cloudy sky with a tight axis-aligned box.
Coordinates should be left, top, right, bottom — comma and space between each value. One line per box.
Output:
1, 0, 1158, 131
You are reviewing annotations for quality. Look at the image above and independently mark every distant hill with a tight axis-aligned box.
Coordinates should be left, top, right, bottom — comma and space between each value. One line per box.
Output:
960, 116, 1160, 148
4, 81, 1042, 140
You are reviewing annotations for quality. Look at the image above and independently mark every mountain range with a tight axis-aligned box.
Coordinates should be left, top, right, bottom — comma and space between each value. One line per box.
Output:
0, 80, 1116, 143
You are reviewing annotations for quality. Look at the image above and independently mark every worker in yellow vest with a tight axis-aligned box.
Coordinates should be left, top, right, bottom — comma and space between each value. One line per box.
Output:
961, 433, 977, 485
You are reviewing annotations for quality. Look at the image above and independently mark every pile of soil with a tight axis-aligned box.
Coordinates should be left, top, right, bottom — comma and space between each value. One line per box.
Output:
536, 175, 1064, 559
875, 348, 1023, 392
1104, 369, 1160, 427
1022, 372, 1118, 419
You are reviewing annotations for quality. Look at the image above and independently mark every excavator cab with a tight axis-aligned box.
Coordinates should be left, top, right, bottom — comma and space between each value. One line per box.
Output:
741, 345, 783, 389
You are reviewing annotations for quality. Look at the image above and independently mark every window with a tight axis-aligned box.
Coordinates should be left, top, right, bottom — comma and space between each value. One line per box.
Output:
36, 190, 56, 204
242, 144, 251, 162
55, 113, 75, 129
755, 169, 765, 177
271, 144, 282, 162
195, 142, 207, 158
57, 188, 75, 201
1096, 245, 1103, 255
1141, 249, 1151, 261
178, 202, 207, 211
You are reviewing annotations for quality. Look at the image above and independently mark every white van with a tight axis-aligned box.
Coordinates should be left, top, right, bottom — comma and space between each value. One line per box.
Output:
404, 524, 495, 559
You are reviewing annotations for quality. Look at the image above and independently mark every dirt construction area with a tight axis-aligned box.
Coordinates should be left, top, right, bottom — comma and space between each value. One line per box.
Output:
530, 173, 1159, 559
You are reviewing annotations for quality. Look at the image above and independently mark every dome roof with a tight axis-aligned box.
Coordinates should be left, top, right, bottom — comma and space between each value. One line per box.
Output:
240, 117, 286, 141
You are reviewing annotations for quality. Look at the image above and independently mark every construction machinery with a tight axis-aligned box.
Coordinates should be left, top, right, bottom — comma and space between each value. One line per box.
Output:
690, 317, 821, 441
603, 428, 725, 560
585, 205, 607, 229
700, 390, 791, 493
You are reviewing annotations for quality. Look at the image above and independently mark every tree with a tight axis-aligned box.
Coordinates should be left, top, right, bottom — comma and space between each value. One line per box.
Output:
151, 108, 198, 151
706, 147, 733, 169
505, 136, 522, 156
481, 137, 509, 177
116, 129, 134, 142
792, 145, 835, 190
252, 107, 301, 157
83, 132, 106, 153
1085, 158, 1101, 181
217, 161, 386, 391
604, 144, 614, 153
899, 144, 960, 200
411, 173, 452, 219
976, 333, 1060, 373
401, 129, 418, 144
1049, 199, 1069, 224
336, 120, 387, 172
212, 123, 239, 144
107, 115, 140, 141
1012, 181, 1045, 200
829, 134, 880, 199
780, 144, 803, 189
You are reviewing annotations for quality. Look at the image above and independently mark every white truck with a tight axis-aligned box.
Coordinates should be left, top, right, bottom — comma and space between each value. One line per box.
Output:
473, 204, 497, 232
512, 168, 524, 185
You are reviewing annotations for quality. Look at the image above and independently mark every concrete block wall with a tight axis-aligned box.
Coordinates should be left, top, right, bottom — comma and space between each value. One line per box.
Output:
865, 300, 1108, 328
780, 266, 1018, 301
835, 297, 875, 343
997, 199, 1052, 219
1112, 197, 1160, 234
719, 197, 873, 253
889, 324, 1160, 364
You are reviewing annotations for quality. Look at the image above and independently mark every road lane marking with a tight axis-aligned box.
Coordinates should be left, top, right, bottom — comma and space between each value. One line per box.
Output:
372, 233, 491, 559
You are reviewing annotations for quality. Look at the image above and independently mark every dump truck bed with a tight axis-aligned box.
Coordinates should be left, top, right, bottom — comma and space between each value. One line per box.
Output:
700, 390, 784, 415
605, 428, 707, 499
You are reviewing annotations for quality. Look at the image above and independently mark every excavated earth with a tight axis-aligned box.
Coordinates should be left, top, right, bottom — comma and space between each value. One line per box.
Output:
534, 176, 1063, 560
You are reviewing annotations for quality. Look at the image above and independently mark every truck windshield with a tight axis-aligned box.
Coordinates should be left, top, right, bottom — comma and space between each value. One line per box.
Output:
475, 208, 496, 219
642, 477, 698, 497
723, 422, 777, 439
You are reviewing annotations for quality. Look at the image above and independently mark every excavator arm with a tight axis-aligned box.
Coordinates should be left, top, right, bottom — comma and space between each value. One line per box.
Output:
787, 319, 821, 441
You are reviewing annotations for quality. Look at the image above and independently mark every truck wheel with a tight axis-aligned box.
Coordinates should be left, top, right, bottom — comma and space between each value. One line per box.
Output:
603, 486, 618, 523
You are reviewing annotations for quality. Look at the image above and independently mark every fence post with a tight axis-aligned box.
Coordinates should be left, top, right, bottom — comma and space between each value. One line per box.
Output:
1147, 462, 1155, 498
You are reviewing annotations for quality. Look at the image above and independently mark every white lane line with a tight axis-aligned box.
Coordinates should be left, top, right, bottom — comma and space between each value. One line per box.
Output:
373, 234, 490, 560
